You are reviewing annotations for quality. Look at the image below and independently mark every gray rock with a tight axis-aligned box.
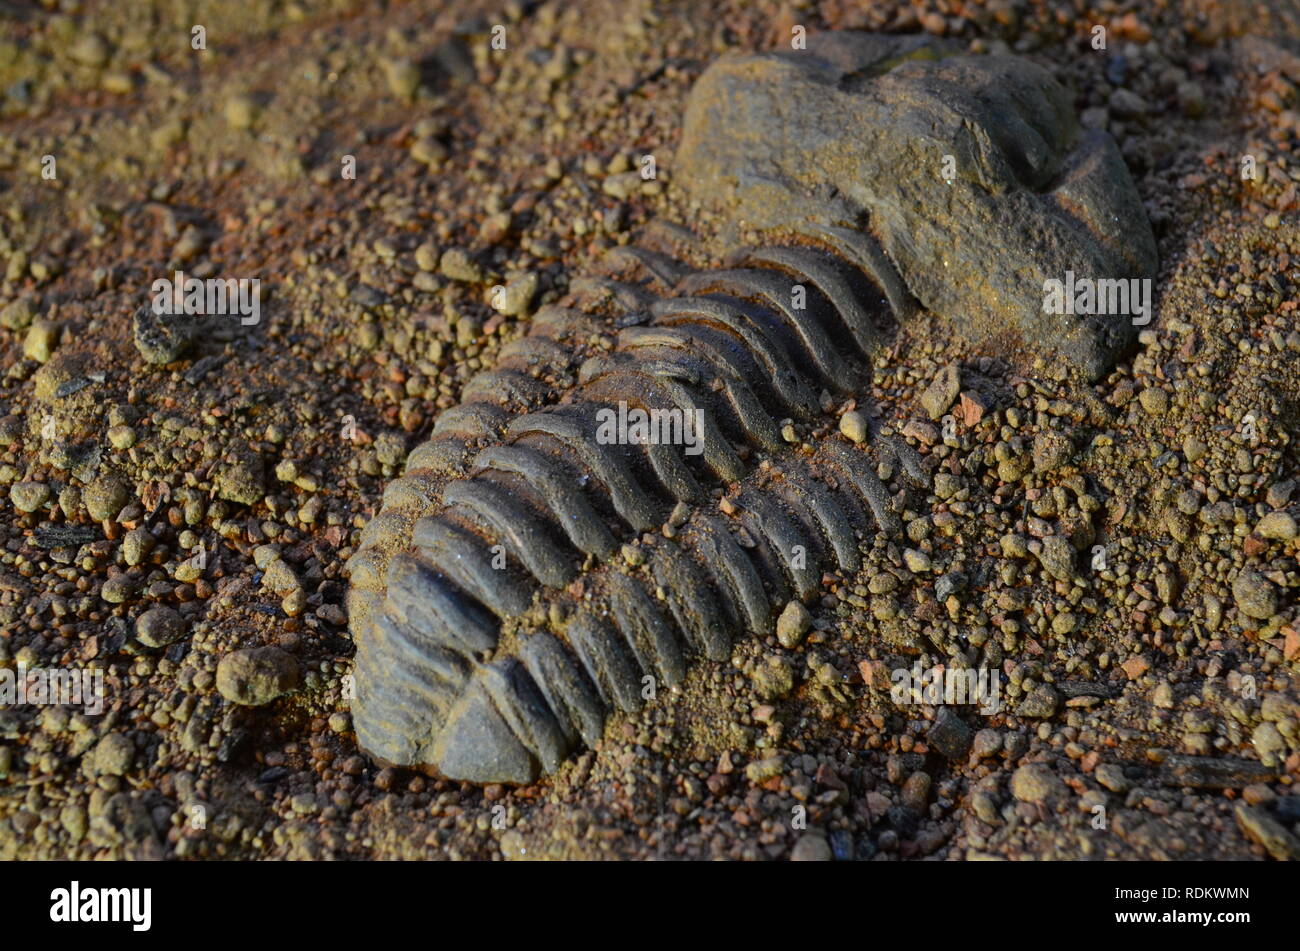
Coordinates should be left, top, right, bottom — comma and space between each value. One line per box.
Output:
1032, 430, 1073, 472
492, 272, 538, 316
374, 432, 408, 467
1251, 722, 1286, 768
1138, 386, 1168, 415
415, 242, 440, 271
1274, 795, 1300, 823
87, 791, 162, 859
350, 284, 388, 310
1266, 480, 1296, 509
971, 728, 1002, 760
934, 570, 966, 602
933, 472, 961, 500
677, 33, 1157, 378
868, 572, 899, 594
59, 803, 87, 842
121, 528, 155, 566
971, 790, 1000, 824
746, 755, 783, 784
903, 548, 931, 573
252, 543, 283, 570
382, 57, 421, 100
411, 135, 449, 172
1108, 88, 1149, 119
100, 575, 138, 604
69, 32, 110, 68
107, 425, 136, 449
224, 94, 258, 129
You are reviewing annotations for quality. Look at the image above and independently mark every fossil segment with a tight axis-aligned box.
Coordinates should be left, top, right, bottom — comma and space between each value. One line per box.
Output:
348, 232, 926, 782
346, 32, 1155, 784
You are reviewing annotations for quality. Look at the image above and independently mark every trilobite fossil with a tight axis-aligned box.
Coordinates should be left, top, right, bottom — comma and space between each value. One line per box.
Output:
345, 32, 1156, 784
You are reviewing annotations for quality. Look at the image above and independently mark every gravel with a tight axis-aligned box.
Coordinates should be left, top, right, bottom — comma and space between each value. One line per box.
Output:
0, 0, 1296, 865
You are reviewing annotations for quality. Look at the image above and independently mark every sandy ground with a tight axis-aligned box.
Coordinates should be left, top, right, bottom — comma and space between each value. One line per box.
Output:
1, 0, 1299, 860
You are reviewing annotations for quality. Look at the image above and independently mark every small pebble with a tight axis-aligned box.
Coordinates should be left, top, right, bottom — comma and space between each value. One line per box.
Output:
839, 410, 868, 443
216, 647, 300, 706
790, 835, 832, 861
775, 601, 812, 648
135, 606, 187, 649
10, 481, 50, 513
1011, 763, 1065, 803
23, 321, 61, 363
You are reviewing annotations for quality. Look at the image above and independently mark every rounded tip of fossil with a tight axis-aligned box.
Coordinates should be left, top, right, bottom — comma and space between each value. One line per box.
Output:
433, 679, 540, 785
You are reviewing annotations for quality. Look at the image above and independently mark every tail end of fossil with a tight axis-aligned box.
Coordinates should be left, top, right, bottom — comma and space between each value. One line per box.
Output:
351, 607, 534, 783
351, 545, 580, 784
431, 674, 540, 785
